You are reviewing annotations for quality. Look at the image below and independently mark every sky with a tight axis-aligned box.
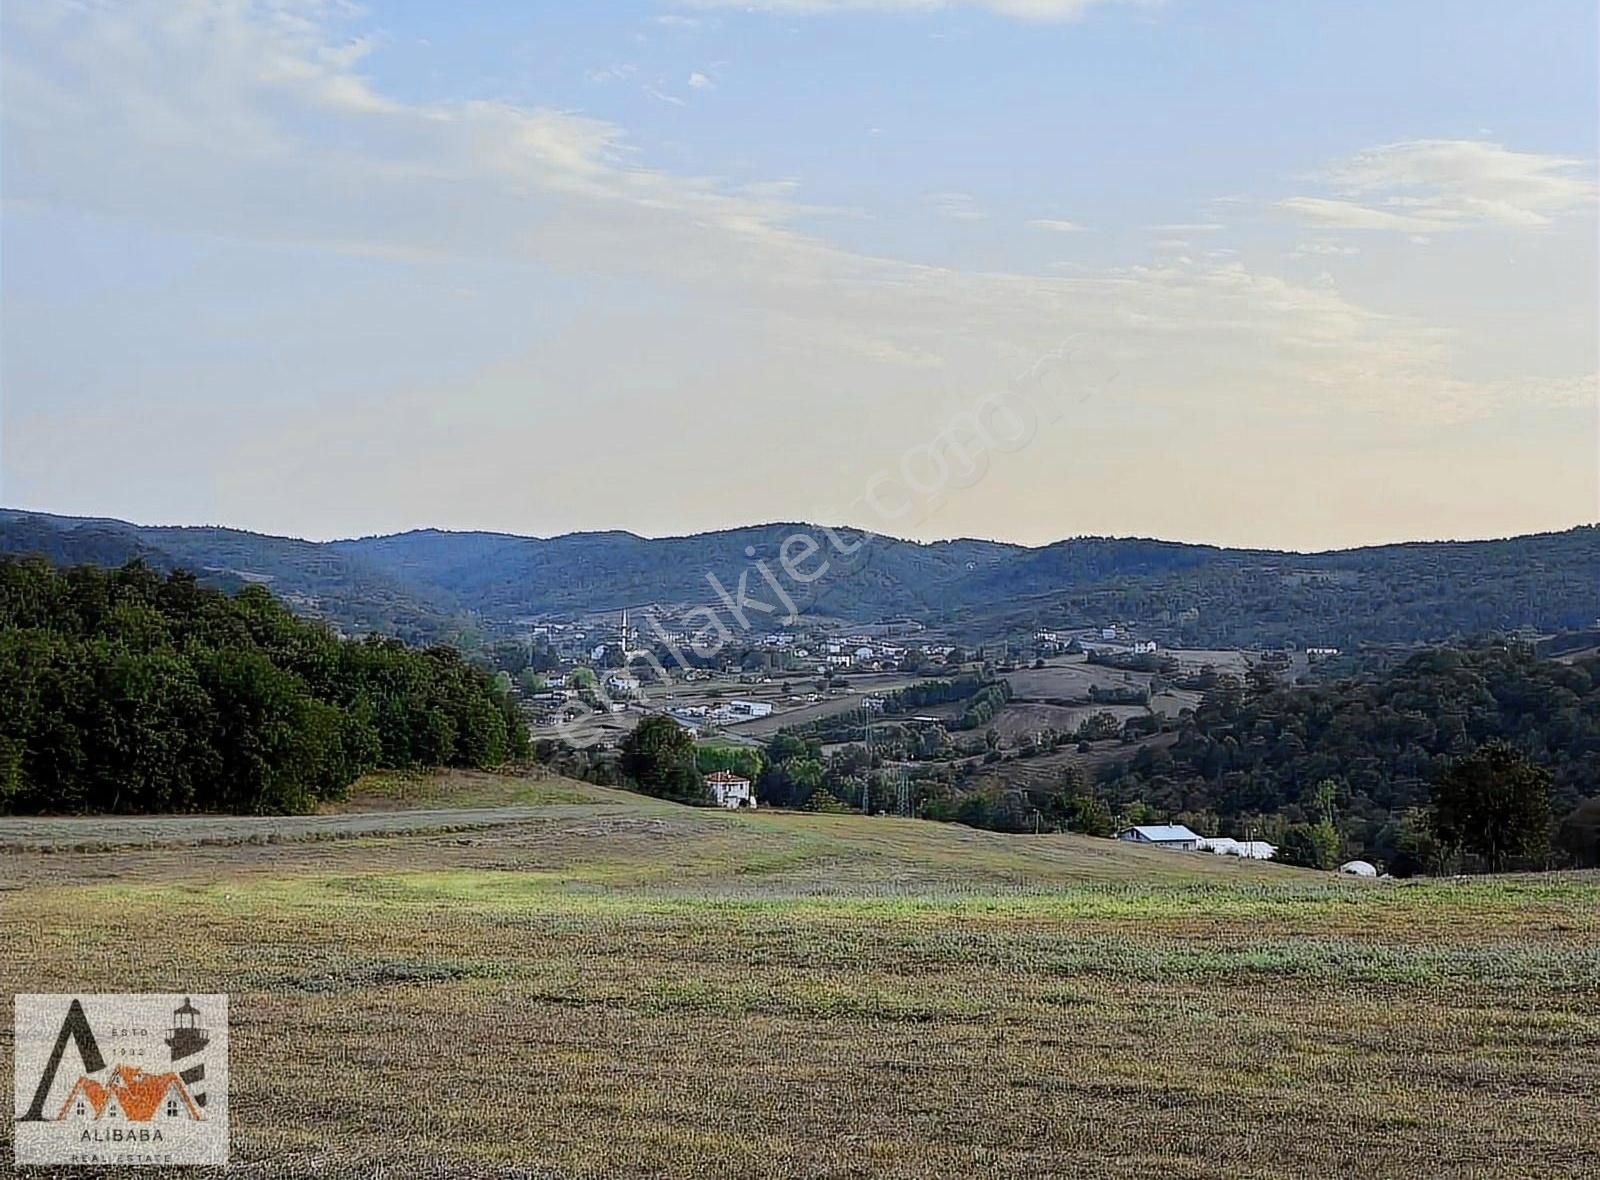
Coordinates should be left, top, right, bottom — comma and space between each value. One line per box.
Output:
1, 0, 1597, 550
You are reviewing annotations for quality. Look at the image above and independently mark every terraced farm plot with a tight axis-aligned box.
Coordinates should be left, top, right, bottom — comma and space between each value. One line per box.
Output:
2, 778, 1597, 1178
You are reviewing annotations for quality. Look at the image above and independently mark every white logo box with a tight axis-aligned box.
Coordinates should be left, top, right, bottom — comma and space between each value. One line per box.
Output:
13, 994, 228, 1167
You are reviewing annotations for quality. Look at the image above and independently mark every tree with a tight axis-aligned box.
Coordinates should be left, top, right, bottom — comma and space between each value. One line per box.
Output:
1279, 820, 1339, 870
1381, 807, 1448, 878
1432, 742, 1552, 872
1555, 798, 1600, 869
1310, 778, 1339, 826
619, 716, 706, 803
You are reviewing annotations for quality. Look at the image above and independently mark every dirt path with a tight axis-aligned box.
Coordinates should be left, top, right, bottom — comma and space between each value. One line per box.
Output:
0, 802, 623, 853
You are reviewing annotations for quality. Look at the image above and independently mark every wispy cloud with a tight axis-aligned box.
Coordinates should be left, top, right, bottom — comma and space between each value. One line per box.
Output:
925, 191, 987, 221
586, 64, 638, 84
1027, 217, 1086, 232
1281, 140, 1598, 232
1288, 240, 1361, 259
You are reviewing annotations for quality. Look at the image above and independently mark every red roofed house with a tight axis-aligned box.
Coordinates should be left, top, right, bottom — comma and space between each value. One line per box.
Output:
705, 770, 756, 809
56, 1065, 201, 1123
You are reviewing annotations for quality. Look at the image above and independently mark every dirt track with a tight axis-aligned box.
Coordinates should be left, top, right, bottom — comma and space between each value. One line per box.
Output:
0, 803, 616, 854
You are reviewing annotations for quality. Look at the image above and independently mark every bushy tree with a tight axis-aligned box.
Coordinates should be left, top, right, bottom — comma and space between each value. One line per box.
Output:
619, 715, 706, 803
1432, 742, 1552, 872
1279, 820, 1340, 870
1556, 798, 1600, 869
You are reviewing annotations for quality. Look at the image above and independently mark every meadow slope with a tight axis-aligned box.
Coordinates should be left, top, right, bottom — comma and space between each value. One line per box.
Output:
1, 773, 1596, 1178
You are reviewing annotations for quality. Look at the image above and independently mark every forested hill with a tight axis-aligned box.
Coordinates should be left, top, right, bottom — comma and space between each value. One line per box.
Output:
3, 509, 1597, 649
0, 557, 527, 815
1096, 645, 1600, 871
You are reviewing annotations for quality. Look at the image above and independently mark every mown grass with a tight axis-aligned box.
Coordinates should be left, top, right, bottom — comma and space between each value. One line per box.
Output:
1, 783, 1596, 1178
323, 766, 622, 811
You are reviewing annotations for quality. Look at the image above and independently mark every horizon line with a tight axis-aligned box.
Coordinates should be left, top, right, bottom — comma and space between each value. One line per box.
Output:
3, 504, 1596, 559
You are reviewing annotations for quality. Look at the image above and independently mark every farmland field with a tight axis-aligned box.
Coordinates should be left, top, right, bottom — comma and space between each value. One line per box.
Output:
2, 773, 1597, 1178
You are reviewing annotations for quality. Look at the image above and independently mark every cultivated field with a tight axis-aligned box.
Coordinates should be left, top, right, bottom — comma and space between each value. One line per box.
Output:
2, 773, 1597, 1178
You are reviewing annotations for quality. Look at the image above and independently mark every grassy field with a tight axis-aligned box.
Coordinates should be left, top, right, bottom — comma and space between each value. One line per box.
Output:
2, 773, 1597, 1177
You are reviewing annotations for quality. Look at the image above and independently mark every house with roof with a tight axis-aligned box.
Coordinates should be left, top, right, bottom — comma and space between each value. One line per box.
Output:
57, 1065, 201, 1124
705, 770, 756, 809
1116, 824, 1203, 851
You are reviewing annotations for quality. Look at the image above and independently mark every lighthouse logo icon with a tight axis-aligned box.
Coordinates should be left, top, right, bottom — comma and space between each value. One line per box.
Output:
13, 993, 229, 1166
166, 997, 210, 1112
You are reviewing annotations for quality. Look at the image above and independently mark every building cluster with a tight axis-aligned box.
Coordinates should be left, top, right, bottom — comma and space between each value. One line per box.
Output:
1116, 825, 1278, 860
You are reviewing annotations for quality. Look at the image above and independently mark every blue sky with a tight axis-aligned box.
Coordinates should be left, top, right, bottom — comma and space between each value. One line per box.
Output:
2, 0, 1596, 548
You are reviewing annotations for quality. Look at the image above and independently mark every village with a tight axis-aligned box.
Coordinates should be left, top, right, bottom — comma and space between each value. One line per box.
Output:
491, 603, 1375, 869
514, 604, 1343, 744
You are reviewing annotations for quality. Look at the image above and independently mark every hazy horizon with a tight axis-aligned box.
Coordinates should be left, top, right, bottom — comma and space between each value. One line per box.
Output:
3, 0, 1597, 550
4, 501, 1594, 556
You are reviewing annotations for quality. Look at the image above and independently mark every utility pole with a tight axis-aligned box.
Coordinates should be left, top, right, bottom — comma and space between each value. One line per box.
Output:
864, 704, 873, 815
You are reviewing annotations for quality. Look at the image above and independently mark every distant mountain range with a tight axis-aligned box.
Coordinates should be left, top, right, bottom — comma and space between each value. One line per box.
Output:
4, 508, 1598, 650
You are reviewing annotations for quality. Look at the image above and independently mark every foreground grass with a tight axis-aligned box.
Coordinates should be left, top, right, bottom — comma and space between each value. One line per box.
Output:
1, 782, 1596, 1177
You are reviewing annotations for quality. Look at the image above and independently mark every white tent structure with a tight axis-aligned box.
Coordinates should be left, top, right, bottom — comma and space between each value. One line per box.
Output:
1338, 860, 1378, 877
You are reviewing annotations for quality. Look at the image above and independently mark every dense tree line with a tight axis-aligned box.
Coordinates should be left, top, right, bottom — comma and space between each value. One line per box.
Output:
0, 558, 527, 815
1096, 645, 1600, 869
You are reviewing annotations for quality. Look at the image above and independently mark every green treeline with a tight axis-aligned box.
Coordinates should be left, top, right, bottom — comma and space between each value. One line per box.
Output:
1098, 646, 1600, 869
0, 558, 528, 815
798, 676, 1013, 743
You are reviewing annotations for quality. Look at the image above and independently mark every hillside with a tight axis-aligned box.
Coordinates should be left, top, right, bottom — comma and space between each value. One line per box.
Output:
4, 509, 1597, 647
3, 779, 1596, 1177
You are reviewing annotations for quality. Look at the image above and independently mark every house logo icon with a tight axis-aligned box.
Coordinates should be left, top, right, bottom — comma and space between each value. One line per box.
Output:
13, 994, 229, 1167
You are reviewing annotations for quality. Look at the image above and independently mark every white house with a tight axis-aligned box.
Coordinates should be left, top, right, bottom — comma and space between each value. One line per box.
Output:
1101, 626, 1119, 640
705, 770, 756, 809
726, 699, 774, 719
1117, 824, 1203, 851
1132, 640, 1158, 655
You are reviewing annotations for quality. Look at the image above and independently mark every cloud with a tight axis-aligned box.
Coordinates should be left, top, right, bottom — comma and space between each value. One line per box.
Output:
586, 64, 638, 84
925, 191, 987, 221
687, 71, 714, 89
1288, 240, 1360, 259
674, 0, 1140, 20
1027, 218, 1086, 232
1281, 140, 1598, 233
1278, 196, 1454, 233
